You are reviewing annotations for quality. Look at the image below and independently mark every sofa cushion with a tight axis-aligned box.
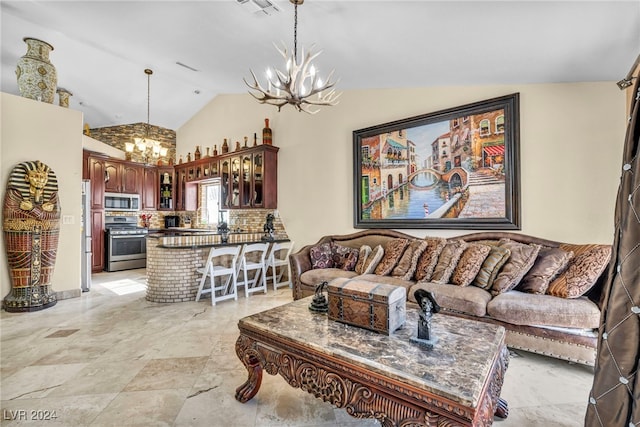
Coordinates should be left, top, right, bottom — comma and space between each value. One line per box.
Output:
491, 240, 541, 295
431, 239, 468, 283
310, 242, 334, 269
300, 268, 357, 287
356, 274, 414, 293
391, 240, 428, 280
547, 245, 611, 298
414, 237, 447, 282
473, 246, 511, 290
362, 245, 385, 274
409, 281, 492, 317
331, 242, 359, 271
451, 243, 492, 287
487, 290, 601, 329
354, 245, 372, 275
516, 247, 574, 294
375, 238, 410, 276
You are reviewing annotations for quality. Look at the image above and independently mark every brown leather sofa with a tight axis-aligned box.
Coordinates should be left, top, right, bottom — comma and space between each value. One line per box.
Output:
289, 229, 609, 366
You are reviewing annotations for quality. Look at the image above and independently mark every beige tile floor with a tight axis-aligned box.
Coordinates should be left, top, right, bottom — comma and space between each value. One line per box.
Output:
1, 269, 595, 426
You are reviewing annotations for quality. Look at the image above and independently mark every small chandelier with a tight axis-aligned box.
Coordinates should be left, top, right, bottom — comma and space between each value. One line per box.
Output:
244, 0, 340, 114
132, 69, 167, 160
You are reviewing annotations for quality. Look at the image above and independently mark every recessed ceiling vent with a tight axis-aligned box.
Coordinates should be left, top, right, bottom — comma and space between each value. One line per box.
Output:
236, 0, 280, 17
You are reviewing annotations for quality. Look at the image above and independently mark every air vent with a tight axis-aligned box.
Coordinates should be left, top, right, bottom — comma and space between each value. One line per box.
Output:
236, 0, 280, 16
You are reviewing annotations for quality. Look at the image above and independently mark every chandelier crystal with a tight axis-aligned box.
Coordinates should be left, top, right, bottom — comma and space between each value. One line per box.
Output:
244, 0, 340, 114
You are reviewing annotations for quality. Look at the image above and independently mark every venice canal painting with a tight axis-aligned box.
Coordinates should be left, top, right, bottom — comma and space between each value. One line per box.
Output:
353, 94, 520, 229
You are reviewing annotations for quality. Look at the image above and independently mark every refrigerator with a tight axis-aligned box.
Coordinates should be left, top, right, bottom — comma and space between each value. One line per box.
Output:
81, 180, 92, 292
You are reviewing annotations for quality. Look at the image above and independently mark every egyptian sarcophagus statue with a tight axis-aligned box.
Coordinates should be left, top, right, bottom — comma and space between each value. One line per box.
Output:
3, 160, 60, 312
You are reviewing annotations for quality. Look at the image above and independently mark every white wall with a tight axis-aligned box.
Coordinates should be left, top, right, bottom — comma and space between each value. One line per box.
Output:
178, 82, 626, 247
1, 92, 83, 301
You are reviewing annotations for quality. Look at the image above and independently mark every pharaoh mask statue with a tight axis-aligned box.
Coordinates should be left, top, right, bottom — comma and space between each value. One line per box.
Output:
3, 160, 60, 312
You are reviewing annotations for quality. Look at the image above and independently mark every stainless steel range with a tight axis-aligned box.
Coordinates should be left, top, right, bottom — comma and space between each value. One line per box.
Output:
105, 216, 148, 272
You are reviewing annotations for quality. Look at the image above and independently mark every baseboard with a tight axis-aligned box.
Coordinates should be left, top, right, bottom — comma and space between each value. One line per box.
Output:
55, 288, 82, 300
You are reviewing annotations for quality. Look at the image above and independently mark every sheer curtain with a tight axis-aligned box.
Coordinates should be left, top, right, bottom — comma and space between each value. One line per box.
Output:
585, 59, 640, 427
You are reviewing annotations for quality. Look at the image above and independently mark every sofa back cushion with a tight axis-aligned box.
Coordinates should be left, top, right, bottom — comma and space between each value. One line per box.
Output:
431, 239, 468, 283
414, 237, 447, 281
547, 245, 611, 298
354, 245, 372, 275
491, 239, 541, 295
362, 245, 385, 274
516, 247, 574, 294
310, 242, 334, 269
375, 238, 410, 276
331, 242, 360, 271
391, 240, 428, 281
473, 246, 511, 289
451, 243, 492, 287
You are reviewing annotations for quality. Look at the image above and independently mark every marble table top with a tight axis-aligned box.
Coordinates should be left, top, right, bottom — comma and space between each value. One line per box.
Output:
238, 297, 506, 408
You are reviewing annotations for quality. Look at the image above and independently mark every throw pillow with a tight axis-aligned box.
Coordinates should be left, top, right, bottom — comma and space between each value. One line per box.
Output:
547, 245, 611, 298
414, 237, 447, 281
374, 238, 410, 276
431, 239, 468, 283
331, 242, 359, 271
451, 243, 492, 287
309, 242, 334, 269
473, 246, 511, 289
491, 239, 541, 295
354, 245, 372, 275
391, 240, 429, 280
362, 245, 384, 274
516, 247, 574, 294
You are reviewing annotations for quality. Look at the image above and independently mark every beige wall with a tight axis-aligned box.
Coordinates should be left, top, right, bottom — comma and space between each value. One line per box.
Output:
178, 82, 626, 248
1, 93, 83, 301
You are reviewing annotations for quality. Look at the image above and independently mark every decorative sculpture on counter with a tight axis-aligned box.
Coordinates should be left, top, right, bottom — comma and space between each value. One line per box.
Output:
309, 281, 329, 313
262, 213, 275, 241
3, 160, 60, 312
410, 289, 441, 349
217, 221, 230, 244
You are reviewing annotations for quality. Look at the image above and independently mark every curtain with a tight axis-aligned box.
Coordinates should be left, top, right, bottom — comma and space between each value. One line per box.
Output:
585, 69, 640, 426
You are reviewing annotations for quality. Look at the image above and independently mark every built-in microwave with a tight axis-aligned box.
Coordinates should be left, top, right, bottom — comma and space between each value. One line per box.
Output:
104, 192, 141, 212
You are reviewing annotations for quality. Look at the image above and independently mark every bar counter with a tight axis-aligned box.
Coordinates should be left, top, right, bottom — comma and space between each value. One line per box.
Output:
146, 231, 289, 303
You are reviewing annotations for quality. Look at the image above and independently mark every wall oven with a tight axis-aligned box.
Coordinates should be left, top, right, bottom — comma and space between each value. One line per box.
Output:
105, 192, 141, 212
105, 216, 147, 272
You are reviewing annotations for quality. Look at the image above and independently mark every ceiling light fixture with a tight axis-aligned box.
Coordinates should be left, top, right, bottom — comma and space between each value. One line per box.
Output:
244, 0, 340, 114
133, 69, 166, 160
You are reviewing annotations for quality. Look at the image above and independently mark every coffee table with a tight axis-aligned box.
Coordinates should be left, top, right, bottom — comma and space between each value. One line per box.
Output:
235, 297, 509, 426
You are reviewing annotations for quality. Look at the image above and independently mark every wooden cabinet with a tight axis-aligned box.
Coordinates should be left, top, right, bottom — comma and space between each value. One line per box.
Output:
220, 145, 278, 209
104, 160, 142, 194
142, 167, 158, 210
88, 156, 106, 210
91, 209, 104, 272
157, 167, 174, 210
174, 165, 197, 211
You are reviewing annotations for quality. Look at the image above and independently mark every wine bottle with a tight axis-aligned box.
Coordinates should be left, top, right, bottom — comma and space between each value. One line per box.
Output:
194, 145, 201, 160
222, 139, 229, 154
263, 118, 272, 145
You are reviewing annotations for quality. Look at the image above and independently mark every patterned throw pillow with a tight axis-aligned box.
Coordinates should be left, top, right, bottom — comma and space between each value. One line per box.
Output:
414, 237, 447, 281
491, 239, 541, 295
473, 246, 511, 289
516, 247, 574, 294
391, 240, 429, 280
309, 242, 334, 269
354, 245, 372, 275
451, 243, 492, 287
331, 242, 359, 271
431, 239, 468, 283
547, 245, 611, 298
375, 238, 410, 276
362, 245, 384, 274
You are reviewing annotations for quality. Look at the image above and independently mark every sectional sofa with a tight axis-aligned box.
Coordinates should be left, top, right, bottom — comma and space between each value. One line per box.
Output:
290, 229, 611, 366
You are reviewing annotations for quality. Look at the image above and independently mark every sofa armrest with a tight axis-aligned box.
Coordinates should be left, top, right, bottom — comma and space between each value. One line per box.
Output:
290, 237, 332, 300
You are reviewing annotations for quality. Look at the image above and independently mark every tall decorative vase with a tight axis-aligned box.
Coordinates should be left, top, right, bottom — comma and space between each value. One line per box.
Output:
15, 38, 57, 104
3, 160, 60, 312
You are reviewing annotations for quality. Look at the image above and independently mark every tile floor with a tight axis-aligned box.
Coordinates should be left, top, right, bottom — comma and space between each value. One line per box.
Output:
1, 269, 595, 426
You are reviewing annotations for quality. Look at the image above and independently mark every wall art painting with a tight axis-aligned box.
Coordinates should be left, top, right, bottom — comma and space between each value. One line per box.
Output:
353, 93, 520, 229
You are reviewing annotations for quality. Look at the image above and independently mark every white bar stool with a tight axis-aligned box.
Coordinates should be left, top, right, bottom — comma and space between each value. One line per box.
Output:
236, 242, 269, 297
265, 241, 295, 290
195, 245, 241, 305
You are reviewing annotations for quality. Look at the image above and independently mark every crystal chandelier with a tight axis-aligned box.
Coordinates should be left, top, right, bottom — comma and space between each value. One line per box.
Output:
130, 69, 167, 160
244, 0, 340, 114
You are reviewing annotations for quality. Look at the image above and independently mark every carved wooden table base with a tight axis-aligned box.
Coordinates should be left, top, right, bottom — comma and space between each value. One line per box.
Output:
235, 300, 509, 427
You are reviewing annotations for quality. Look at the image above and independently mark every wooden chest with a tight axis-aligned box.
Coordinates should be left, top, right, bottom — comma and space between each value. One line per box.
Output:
327, 278, 406, 335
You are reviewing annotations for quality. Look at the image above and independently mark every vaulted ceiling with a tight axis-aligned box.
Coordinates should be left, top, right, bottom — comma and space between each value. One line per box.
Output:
1, 1, 638, 130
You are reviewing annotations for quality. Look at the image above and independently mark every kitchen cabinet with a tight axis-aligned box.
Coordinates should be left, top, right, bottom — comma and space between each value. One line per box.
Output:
91, 209, 104, 272
142, 166, 158, 210
220, 145, 278, 209
157, 167, 174, 210
174, 165, 197, 211
88, 156, 106, 210
105, 160, 142, 194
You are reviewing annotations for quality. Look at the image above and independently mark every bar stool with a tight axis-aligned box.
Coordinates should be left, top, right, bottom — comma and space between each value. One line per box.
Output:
265, 241, 295, 290
195, 245, 241, 305
236, 243, 269, 297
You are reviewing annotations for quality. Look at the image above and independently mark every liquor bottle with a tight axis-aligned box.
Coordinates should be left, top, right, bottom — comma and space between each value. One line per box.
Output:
243, 136, 248, 149
205, 147, 210, 158
235, 141, 241, 151
187, 152, 192, 162
213, 145, 218, 156
263, 118, 272, 145
194, 146, 201, 160
253, 132, 258, 147
222, 139, 229, 154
